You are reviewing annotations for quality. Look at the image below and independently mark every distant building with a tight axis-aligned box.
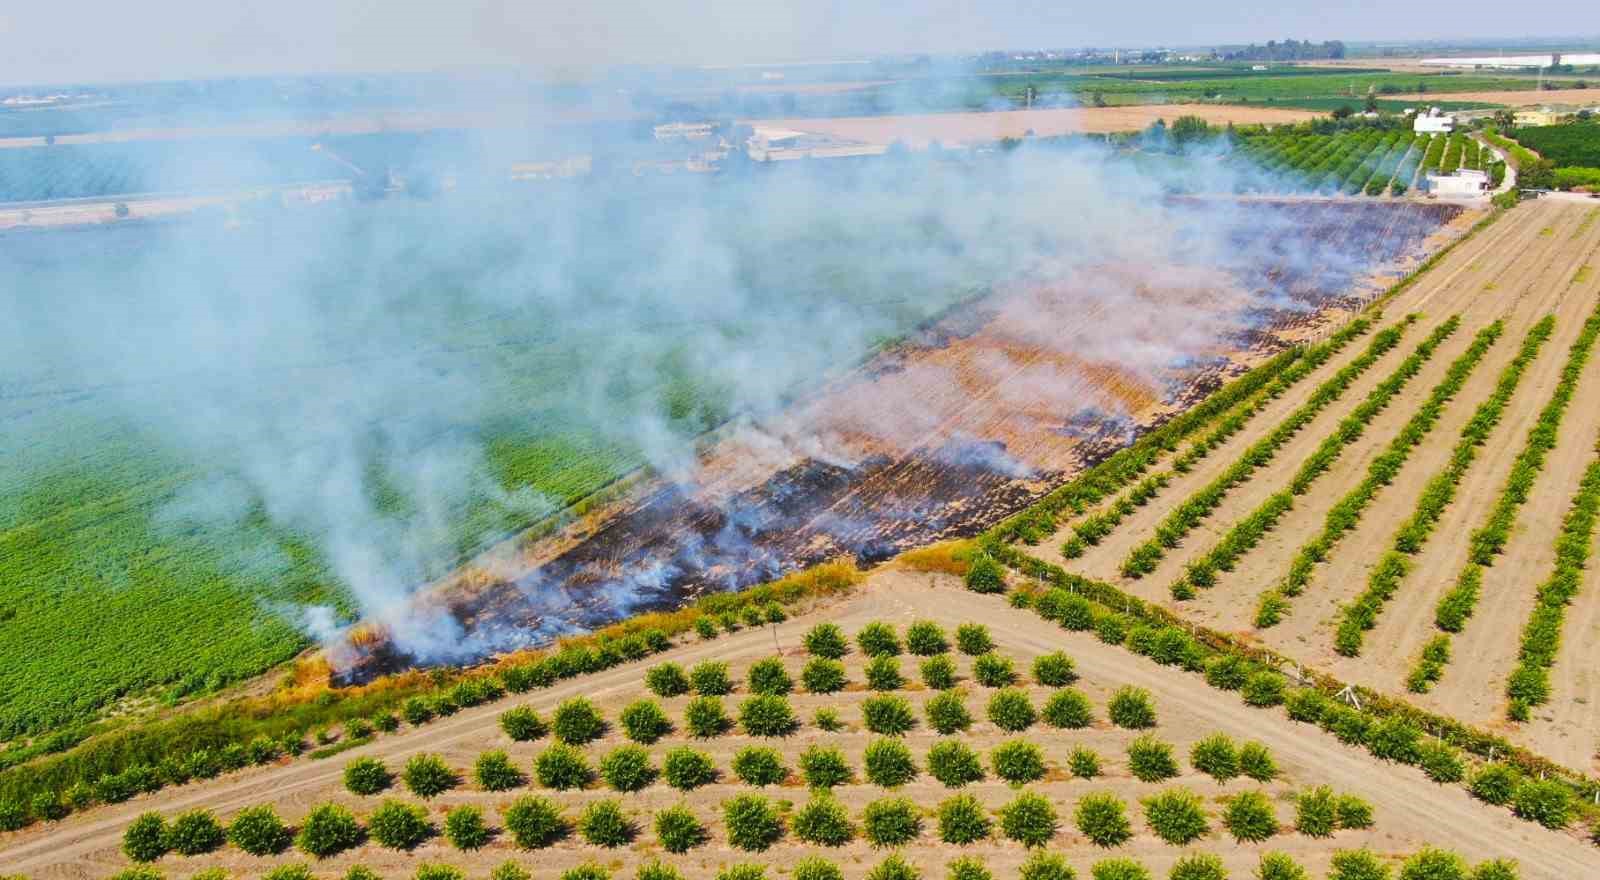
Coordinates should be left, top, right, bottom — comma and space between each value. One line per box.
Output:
1413, 108, 1454, 133
1426, 168, 1490, 197
1251, 64, 1269, 71
1513, 109, 1564, 127
654, 122, 717, 142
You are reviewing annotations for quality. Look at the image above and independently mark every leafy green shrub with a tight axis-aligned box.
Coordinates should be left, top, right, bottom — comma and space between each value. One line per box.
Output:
1468, 861, 1517, 880
653, 804, 708, 853
502, 796, 566, 849
296, 802, 363, 857
865, 655, 905, 691
920, 655, 959, 689
1418, 742, 1465, 784
862, 797, 922, 846
814, 707, 844, 731
864, 737, 919, 786
645, 663, 691, 697
343, 757, 392, 795
552, 698, 606, 745
1511, 779, 1571, 829
1041, 689, 1093, 728
1319, 704, 1370, 745
1222, 790, 1277, 843
1068, 793, 1132, 851
1239, 741, 1277, 782
998, 791, 1058, 847
868, 855, 921, 880
414, 864, 466, 880
804, 623, 849, 658
491, 864, 531, 880
927, 739, 984, 787
1169, 853, 1226, 880
689, 661, 733, 695
367, 799, 432, 850
1089, 859, 1150, 880
662, 747, 717, 790
1397, 849, 1467, 880
499, 706, 548, 741
1241, 672, 1287, 707
1189, 733, 1239, 782
1107, 686, 1156, 728
740, 694, 798, 736
747, 657, 793, 695
263, 866, 317, 880
122, 812, 169, 862
936, 793, 992, 844
684, 696, 731, 737
906, 620, 950, 655
792, 794, 855, 846
965, 554, 1007, 593
863, 694, 917, 735
1255, 853, 1308, 880
1019, 852, 1074, 880
948, 857, 994, 880
1032, 652, 1077, 686
166, 809, 225, 855
1203, 654, 1250, 690
955, 623, 994, 655
227, 804, 290, 856
475, 749, 525, 791
990, 740, 1046, 784
599, 744, 657, 792
578, 799, 634, 847
1068, 747, 1101, 779
858, 622, 903, 656
1468, 763, 1519, 805
794, 858, 844, 880
925, 690, 972, 734
563, 864, 611, 880
802, 658, 848, 693
1335, 794, 1374, 830
614, 699, 671, 744
443, 805, 489, 851
718, 864, 766, 880
108, 869, 166, 880
1126, 735, 1178, 782
1141, 788, 1208, 845
1364, 716, 1422, 764
722, 794, 784, 851
534, 743, 593, 790
1295, 786, 1338, 837
403, 754, 457, 798
972, 653, 1016, 687
694, 617, 718, 640
1328, 850, 1389, 880
799, 745, 853, 788
731, 746, 789, 786
986, 688, 1036, 731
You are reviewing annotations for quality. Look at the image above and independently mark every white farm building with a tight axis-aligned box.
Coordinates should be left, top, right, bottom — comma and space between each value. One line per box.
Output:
1426, 168, 1489, 197
1413, 108, 1454, 133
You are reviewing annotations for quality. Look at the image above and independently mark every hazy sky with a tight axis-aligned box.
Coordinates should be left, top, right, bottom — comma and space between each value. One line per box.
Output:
2, 1, 1596, 87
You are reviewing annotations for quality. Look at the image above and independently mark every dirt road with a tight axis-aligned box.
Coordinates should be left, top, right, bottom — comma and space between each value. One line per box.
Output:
3, 570, 1595, 878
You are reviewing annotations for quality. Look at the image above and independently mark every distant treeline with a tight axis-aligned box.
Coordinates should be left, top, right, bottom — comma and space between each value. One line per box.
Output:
1223, 40, 1347, 61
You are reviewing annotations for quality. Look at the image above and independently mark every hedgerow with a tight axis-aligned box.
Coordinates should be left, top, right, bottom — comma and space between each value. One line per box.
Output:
1178, 316, 1461, 600
1262, 319, 1497, 620
1122, 319, 1412, 579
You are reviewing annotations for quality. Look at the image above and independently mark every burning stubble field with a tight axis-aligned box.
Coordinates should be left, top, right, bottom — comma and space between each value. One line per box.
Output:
2, 575, 1594, 880
371, 200, 1471, 684
1014, 200, 1600, 773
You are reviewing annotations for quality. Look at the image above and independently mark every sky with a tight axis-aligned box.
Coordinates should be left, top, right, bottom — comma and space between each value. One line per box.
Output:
1, 1, 1597, 87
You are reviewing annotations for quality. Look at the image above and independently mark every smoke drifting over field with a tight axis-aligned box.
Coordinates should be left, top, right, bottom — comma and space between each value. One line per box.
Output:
0, 114, 1449, 673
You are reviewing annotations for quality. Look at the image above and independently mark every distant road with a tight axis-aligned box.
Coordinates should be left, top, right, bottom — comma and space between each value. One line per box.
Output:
0, 181, 351, 230
745, 103, 1321, 149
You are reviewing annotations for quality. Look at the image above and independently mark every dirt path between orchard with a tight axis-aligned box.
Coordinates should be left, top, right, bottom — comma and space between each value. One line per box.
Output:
3, 570, 1597, 878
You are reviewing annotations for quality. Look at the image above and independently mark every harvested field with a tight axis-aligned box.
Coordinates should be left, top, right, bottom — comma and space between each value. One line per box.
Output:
1386, 90, 1584, 107
742, 105, 1321, 148
3, 571, 1593, 879
349, 200, 1470, 682
1023, 198, 1600, 774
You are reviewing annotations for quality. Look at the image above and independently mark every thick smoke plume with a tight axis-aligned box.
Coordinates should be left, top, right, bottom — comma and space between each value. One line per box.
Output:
0, 105, 1419, 672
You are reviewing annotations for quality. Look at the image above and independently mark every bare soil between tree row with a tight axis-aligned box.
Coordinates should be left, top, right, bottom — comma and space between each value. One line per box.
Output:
1032, 198, 1600, 773
3, 570, 1597, 878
